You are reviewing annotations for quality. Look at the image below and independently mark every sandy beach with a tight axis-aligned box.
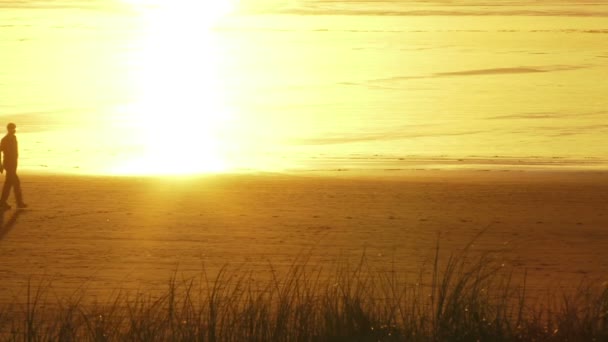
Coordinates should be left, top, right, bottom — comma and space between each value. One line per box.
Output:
0, 170, 607, 305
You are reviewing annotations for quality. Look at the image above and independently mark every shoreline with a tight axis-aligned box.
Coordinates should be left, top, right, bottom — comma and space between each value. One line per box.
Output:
17, 152, 608, 177
17, 165, 608, 179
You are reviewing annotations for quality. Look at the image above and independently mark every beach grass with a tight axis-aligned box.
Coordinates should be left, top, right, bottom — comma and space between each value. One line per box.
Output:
1, 244, 607, 341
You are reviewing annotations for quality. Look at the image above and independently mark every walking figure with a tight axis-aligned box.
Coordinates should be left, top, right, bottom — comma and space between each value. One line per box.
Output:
0, 123, 27, 210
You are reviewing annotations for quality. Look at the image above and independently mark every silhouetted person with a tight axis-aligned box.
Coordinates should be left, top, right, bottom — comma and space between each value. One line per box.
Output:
0, 123, 26, 210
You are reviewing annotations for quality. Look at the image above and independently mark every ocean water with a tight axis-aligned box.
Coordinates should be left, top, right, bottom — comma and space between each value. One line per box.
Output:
1, 1, 608, 174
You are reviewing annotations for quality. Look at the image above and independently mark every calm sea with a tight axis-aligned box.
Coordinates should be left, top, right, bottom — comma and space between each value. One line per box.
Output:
1, 1, 607, 174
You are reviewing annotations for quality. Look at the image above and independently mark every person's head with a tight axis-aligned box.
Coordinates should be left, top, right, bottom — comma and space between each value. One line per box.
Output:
6, 123, 16, 135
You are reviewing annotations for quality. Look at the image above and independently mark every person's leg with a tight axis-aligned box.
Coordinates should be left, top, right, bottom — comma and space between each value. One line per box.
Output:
0, 169, 15, 207
13, 173, 24, 206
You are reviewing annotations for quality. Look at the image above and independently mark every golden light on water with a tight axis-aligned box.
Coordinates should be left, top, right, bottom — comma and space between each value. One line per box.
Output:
9, 1, 599, 175
121, 0, 236, 19
114, 0, 237, 175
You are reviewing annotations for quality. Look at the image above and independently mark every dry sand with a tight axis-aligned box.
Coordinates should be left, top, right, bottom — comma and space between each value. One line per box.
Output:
0, 170, 607, 305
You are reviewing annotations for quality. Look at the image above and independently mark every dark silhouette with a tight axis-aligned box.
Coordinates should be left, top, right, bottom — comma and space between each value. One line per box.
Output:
0, 123, 27, 210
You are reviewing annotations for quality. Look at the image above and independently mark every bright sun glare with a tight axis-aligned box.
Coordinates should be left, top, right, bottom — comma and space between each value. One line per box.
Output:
122, 0, 236, 20
115, 0, 237, 175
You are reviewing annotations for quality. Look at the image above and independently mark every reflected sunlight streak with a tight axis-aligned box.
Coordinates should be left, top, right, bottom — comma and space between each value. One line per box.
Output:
115, 0, 236, 175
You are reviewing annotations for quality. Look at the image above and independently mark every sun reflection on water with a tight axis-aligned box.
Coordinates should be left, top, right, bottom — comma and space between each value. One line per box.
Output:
114, 0, 236, 175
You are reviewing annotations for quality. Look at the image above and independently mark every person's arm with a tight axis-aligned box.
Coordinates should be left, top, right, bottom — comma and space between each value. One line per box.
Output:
0, 140, 4, 174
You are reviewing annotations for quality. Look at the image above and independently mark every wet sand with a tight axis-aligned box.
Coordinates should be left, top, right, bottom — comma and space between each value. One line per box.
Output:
0, 170, 607, 304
